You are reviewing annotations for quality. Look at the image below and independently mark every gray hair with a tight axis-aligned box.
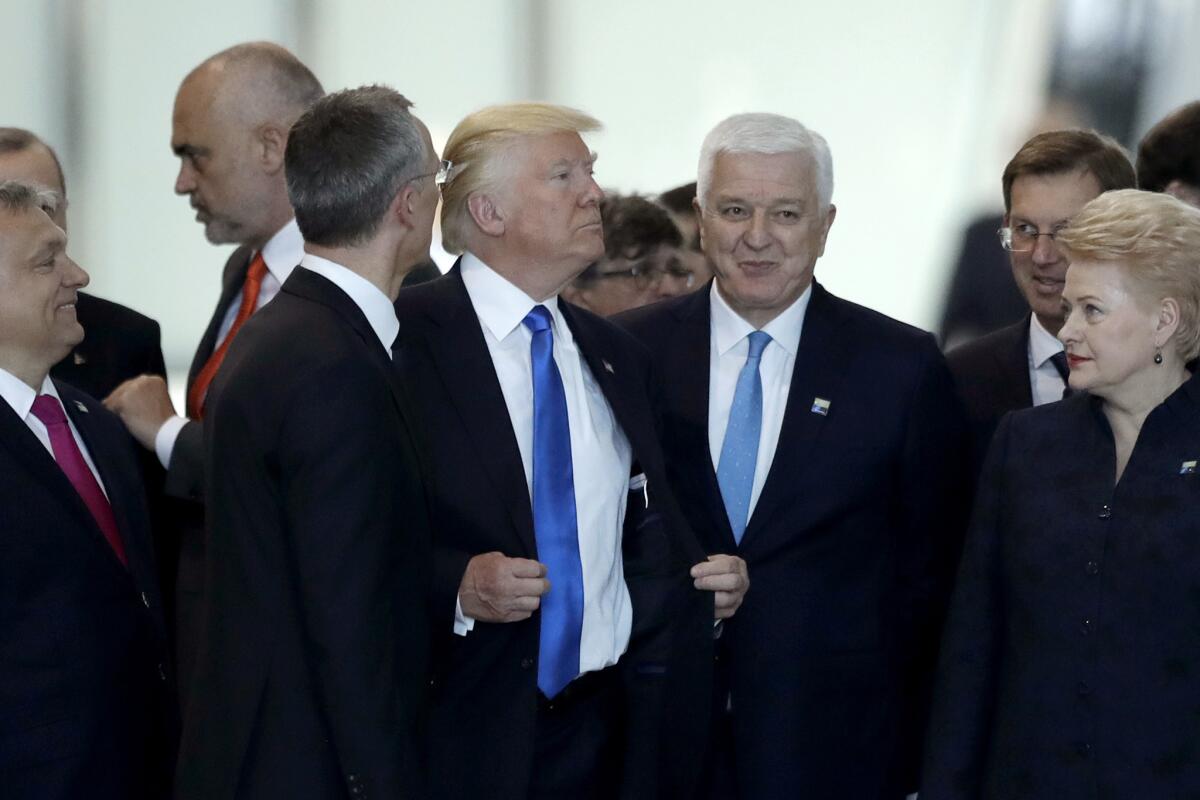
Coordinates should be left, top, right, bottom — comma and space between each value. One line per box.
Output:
0, 179, 59, 216
284, 85, 426, 248
696, 113, 833, 210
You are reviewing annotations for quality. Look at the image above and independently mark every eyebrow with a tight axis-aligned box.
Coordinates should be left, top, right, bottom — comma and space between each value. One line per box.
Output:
548, 152, 598, 170
172, 143, 207, 158
713, 194, 807, 206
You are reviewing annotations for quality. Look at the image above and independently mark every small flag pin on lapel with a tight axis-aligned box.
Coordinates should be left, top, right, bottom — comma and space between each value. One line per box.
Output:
602, 359, 615, 374
811, 397, 831, 416
74, 400, 89, 413
73, 352, 86, 366
1181, 460, 1196, 475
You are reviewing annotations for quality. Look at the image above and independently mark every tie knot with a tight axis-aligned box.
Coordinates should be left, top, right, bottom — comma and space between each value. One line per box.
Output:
31, 394, 67, 426
746, 330, 771, 360
1048, 350, 1070, 382
522, 305, 554, 334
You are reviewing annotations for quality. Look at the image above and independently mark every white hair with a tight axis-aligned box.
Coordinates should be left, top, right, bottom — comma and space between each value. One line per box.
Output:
696, 113, 833, 210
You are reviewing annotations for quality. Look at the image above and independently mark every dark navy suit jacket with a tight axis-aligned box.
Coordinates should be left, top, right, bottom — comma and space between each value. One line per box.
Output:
922, 373, 1200, 799
617, 281, 972, 799
0, 380, 174, 799
393, 266, 711, 800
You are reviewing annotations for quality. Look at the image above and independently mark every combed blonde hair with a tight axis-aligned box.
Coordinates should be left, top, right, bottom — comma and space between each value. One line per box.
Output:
439, 102, 601, 254
1057, 188, 1200, 360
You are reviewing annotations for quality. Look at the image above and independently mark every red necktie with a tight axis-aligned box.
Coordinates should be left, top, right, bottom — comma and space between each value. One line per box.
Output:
31, 395, 128, 566
188, 252, 268, 419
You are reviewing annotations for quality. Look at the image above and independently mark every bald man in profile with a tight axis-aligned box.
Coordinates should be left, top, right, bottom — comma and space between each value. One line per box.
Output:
104, 42, 323, 704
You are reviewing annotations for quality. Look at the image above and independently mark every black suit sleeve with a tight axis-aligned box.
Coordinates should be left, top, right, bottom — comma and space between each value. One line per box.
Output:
893, 337, 974, 791
919, 413, 1011, 799
143, 320, 168, 380
164, 420, 205, 501
273, 362, 424, 797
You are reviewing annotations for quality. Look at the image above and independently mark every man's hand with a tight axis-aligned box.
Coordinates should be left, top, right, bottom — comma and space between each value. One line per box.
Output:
691, 554, 750, 620
104, 375, 177, 450
459, 552, 550, 623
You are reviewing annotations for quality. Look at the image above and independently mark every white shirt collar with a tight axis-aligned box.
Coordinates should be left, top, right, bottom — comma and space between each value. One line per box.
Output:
460, 251, 561, 341
298, 253, 400, 355
260, 218, 305, 285
710, 280, 811, 356
0, 367, 62, 421
1028, 314, 1064, 368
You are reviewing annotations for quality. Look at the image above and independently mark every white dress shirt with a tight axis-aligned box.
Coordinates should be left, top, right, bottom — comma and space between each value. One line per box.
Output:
297, 253, 399, 357
708, 281, 811, 521
155, 218, 306, 467
1027, 314, 1068, 407
0, 367, 109, 498
457, 252, 634, 676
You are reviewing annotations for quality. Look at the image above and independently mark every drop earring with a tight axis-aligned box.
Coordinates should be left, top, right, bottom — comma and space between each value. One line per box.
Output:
1154, 349, 1163, 365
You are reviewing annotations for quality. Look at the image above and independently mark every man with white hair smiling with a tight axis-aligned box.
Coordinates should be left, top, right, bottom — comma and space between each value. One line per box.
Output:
616, 112, 972, 799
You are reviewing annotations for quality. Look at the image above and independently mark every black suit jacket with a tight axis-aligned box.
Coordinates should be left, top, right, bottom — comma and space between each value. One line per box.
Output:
175, 267, 431, 800
393, 266, 711, 800
0, 380, 174, 799
945, 315, 1031, 473
922, 375, 1200, 798
616, 282, 972, 799
51, 291, 167, 400
167, 245, 255, 706
937, 214, 1027, 346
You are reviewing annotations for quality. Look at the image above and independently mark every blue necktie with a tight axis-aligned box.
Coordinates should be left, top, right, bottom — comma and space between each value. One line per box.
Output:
522, 305, 584, 698
717, 331, 771, 544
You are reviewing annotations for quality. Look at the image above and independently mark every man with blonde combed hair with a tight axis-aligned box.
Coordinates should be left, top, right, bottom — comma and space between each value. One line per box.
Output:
103, 41, 323, 710
394, 102, 732, 799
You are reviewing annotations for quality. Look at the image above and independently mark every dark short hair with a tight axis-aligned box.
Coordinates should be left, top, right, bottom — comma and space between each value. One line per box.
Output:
284, 85, 426, 248
658, 182, 697, 214
1136, 102, 1200, 194
577, 193, 682, 281
0, 127, 67, 195
1001, 129, 1135, 212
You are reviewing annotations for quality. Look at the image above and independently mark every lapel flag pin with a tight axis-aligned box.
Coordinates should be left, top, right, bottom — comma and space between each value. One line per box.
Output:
73, 352, 86, 366
602, 359, 615, 374
1181, 460, 1197, 475
74, 400, 89, 413
811, 397, 831, 416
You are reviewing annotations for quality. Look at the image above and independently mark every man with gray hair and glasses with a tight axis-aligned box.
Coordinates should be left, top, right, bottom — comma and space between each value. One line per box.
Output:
174, 85, 439, 800
617, 112, 971, 799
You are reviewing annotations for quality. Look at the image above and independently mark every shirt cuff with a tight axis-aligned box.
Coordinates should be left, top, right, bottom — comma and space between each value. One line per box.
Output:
154, 415, 189, 468
453, 595, 476, 636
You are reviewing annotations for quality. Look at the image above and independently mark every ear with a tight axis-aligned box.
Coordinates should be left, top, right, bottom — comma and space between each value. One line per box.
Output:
467, 192, 505, 238
258, 124, 288, 175
1154, 296, 1182, 350
815, 204, 837, 258
389, 183, 420, 230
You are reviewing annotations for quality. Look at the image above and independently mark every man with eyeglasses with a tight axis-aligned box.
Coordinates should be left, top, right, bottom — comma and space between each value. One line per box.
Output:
946, 130, 1135, 470
562, 193, 696, 316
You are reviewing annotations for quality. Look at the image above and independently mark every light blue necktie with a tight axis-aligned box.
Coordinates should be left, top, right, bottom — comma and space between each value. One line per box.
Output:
717, 331, 771, 544
522, 305, 584, 698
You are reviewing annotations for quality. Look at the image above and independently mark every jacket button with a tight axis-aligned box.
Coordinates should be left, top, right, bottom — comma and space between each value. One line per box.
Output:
521, 657, 534, 670
1081, 619, 1092, 635
1098, 505, 1112, 519
1076, 742, 1093, 757
1077, 682, 1091, 696
1085, 561, 1099, 575
158, 663, 167, 681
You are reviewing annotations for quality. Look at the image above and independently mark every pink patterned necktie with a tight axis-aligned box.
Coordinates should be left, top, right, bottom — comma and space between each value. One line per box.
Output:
30, 395, 128, 567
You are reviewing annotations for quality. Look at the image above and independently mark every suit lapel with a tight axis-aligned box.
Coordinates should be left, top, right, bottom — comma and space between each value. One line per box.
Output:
0, 393, 130, 573
59, 387, 148, 579
403, 269, 537, 556
739, 283, 848, 549
665, 288, 738, 550
188, 246, 253, 393
1001, 315, 1035, 408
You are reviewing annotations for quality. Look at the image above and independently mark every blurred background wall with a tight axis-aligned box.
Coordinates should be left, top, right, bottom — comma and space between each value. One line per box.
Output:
2, 0, 1198, 395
